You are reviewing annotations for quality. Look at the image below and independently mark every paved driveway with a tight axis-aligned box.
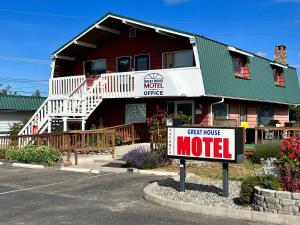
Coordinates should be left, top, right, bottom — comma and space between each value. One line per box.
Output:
0, 166, 266, 225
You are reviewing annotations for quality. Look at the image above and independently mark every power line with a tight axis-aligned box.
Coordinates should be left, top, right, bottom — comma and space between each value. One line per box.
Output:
0, 56, 50, 64
0, 8, 95, 20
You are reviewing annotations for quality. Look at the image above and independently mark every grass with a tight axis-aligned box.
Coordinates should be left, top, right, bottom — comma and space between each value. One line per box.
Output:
154, 160, 261, 181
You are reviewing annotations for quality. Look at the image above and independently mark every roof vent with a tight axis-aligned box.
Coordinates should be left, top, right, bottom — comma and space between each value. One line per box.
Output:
129, 27, 136, 38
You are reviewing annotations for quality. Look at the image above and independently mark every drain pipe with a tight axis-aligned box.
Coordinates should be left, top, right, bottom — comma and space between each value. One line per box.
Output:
210, 97, 225, 126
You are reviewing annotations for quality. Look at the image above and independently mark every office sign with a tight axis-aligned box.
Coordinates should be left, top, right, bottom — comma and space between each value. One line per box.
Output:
167, 126, 244, 163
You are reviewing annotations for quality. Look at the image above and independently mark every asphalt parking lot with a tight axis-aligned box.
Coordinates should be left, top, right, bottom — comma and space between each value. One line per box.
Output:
0, 166, 265, 225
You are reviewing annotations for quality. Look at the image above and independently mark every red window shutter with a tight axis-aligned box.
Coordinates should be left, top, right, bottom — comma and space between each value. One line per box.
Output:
277, 73, 285, 86
241, 64, 250, 79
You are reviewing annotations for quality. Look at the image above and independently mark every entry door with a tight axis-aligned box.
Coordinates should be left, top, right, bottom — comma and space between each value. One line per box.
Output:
167, 101, 194, 123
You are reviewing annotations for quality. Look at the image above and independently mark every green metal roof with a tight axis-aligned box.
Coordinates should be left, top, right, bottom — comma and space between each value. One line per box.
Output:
52, 12, 300, 104
196, 36, 300, 104
0, 95, 46, 111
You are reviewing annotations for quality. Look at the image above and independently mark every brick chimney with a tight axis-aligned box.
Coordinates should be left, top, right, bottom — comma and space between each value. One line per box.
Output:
274, 45, 287, 65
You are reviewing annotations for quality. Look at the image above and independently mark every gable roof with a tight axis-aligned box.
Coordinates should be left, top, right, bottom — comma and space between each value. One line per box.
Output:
0, 95, 46, 111
52, 12, 195, 56
52, 12, 300, 104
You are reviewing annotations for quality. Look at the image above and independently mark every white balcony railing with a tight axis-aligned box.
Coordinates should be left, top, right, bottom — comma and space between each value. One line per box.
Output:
49, 75, 86, 97
49, 67, 204, 100
101, 67, 203, 98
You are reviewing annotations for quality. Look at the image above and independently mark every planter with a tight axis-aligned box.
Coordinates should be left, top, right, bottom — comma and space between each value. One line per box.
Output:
253, 186, 300, 215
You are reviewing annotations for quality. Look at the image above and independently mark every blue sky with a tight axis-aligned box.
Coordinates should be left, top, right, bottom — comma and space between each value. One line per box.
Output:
0, 0, 299, 96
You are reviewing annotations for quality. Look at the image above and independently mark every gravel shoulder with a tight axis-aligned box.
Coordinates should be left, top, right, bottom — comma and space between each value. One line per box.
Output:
151, 176, 251, 210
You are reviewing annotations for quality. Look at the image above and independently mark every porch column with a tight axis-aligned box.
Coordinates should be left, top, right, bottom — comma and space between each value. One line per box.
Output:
81, 119, 86, 131
47, 118, 52, 133
63, 117, 68, 132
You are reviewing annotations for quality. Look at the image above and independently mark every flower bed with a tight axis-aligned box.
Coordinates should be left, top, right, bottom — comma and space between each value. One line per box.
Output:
253, 186, 300, 215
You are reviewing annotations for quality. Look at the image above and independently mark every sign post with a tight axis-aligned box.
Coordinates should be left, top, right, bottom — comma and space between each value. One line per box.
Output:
222, 163, 229, 197
167, 126, 244, 196
179, 159, 186, 192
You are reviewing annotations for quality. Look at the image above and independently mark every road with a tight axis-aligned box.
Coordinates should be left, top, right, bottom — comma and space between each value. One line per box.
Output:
0, 165, 266, 225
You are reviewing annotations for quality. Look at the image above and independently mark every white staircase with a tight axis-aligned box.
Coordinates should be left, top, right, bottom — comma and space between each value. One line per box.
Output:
18, 76, 103, 136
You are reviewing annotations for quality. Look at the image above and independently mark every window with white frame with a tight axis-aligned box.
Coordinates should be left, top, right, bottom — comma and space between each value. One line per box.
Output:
135, 54, 149, 71
212, 103, 229, 120
84, 59, 107, 75
163, 50, 194, 69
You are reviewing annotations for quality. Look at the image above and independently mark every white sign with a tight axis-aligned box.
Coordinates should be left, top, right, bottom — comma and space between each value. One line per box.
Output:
133, 68, 204, 97
168, 127, 236, 161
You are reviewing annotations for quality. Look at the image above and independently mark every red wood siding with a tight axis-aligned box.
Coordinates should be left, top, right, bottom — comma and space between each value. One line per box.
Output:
274, 104, 289, 126
68, 29, 192, 76
229, 103, 239, 124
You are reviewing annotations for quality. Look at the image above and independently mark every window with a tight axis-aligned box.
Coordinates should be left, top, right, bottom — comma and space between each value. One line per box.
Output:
240, 104, 247, 122
272, 66, 285, 86
167, 101, 194, 124
163, 50, 194, 69
212, 103, 229, 120
117, 56, 131, 72
257, 105, 274, 126
135, 54, 149, 71
231, 53, 250, 79
125, 104, 146, 123
84, 59, 106, 75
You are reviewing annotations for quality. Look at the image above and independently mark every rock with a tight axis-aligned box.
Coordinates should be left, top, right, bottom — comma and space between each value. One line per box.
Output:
292, 192, 300, 200
280, 199, 295, 206
275, 191, 291, 200
261, 189, 275, 198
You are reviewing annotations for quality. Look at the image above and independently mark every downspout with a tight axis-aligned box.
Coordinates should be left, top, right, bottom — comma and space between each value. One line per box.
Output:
210, 98, 225, 126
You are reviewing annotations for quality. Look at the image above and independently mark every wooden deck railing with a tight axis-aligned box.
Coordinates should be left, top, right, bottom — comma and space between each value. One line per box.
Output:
254, 127, 300, 144
213, 119, 237, 127
105, 123, 148, 144
0, 130, 116, 157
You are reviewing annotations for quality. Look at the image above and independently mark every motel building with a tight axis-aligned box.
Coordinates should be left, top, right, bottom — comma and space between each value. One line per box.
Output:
19, 13, 300, 144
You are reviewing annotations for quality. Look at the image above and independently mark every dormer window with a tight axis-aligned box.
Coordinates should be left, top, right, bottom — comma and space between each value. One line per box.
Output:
231, 53, 250, 79
272, 65, 285, 87
228, 46, 253, 79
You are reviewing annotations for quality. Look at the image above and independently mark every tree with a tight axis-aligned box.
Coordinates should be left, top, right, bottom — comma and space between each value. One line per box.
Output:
8, 117, 29, 135
32, 89, 41, 97
289, 105, 300, 122
0, 83, 18, 96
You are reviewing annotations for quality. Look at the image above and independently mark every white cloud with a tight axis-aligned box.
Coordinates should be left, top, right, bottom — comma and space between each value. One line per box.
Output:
256, 52, 268, 58
273, 0, 300, 3
164, 0, 189, 5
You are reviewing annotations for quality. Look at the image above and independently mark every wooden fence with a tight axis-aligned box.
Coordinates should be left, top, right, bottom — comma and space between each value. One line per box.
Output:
255, 127, 300, 144
106, 123, 148, 144
0, 130, 116, 157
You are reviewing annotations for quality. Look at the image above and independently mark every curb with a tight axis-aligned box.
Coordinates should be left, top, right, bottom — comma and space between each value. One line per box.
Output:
12, 163, 45, 169
60, 167, 92, 173
142, 181, 300, 225
130, 168, 178, 176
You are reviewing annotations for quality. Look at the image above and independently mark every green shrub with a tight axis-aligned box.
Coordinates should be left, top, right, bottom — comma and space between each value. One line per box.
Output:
0, 148, 8, 159
252, 141, 281, 163
5, 145, 61, 165
115, 135, 123, 146
261, 174, 282, 191
240, 174, 282, 205
240, 176, 262, 205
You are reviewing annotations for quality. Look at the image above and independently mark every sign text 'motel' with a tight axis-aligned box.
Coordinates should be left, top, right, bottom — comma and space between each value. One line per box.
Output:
143, 73, 164, 96
167, 127, 244, 163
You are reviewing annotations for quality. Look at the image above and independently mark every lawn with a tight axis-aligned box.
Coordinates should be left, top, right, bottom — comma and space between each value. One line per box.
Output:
154, 160, 261, 181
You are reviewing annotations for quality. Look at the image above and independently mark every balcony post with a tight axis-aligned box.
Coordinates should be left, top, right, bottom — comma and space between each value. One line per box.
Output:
63, 117, 68, 132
